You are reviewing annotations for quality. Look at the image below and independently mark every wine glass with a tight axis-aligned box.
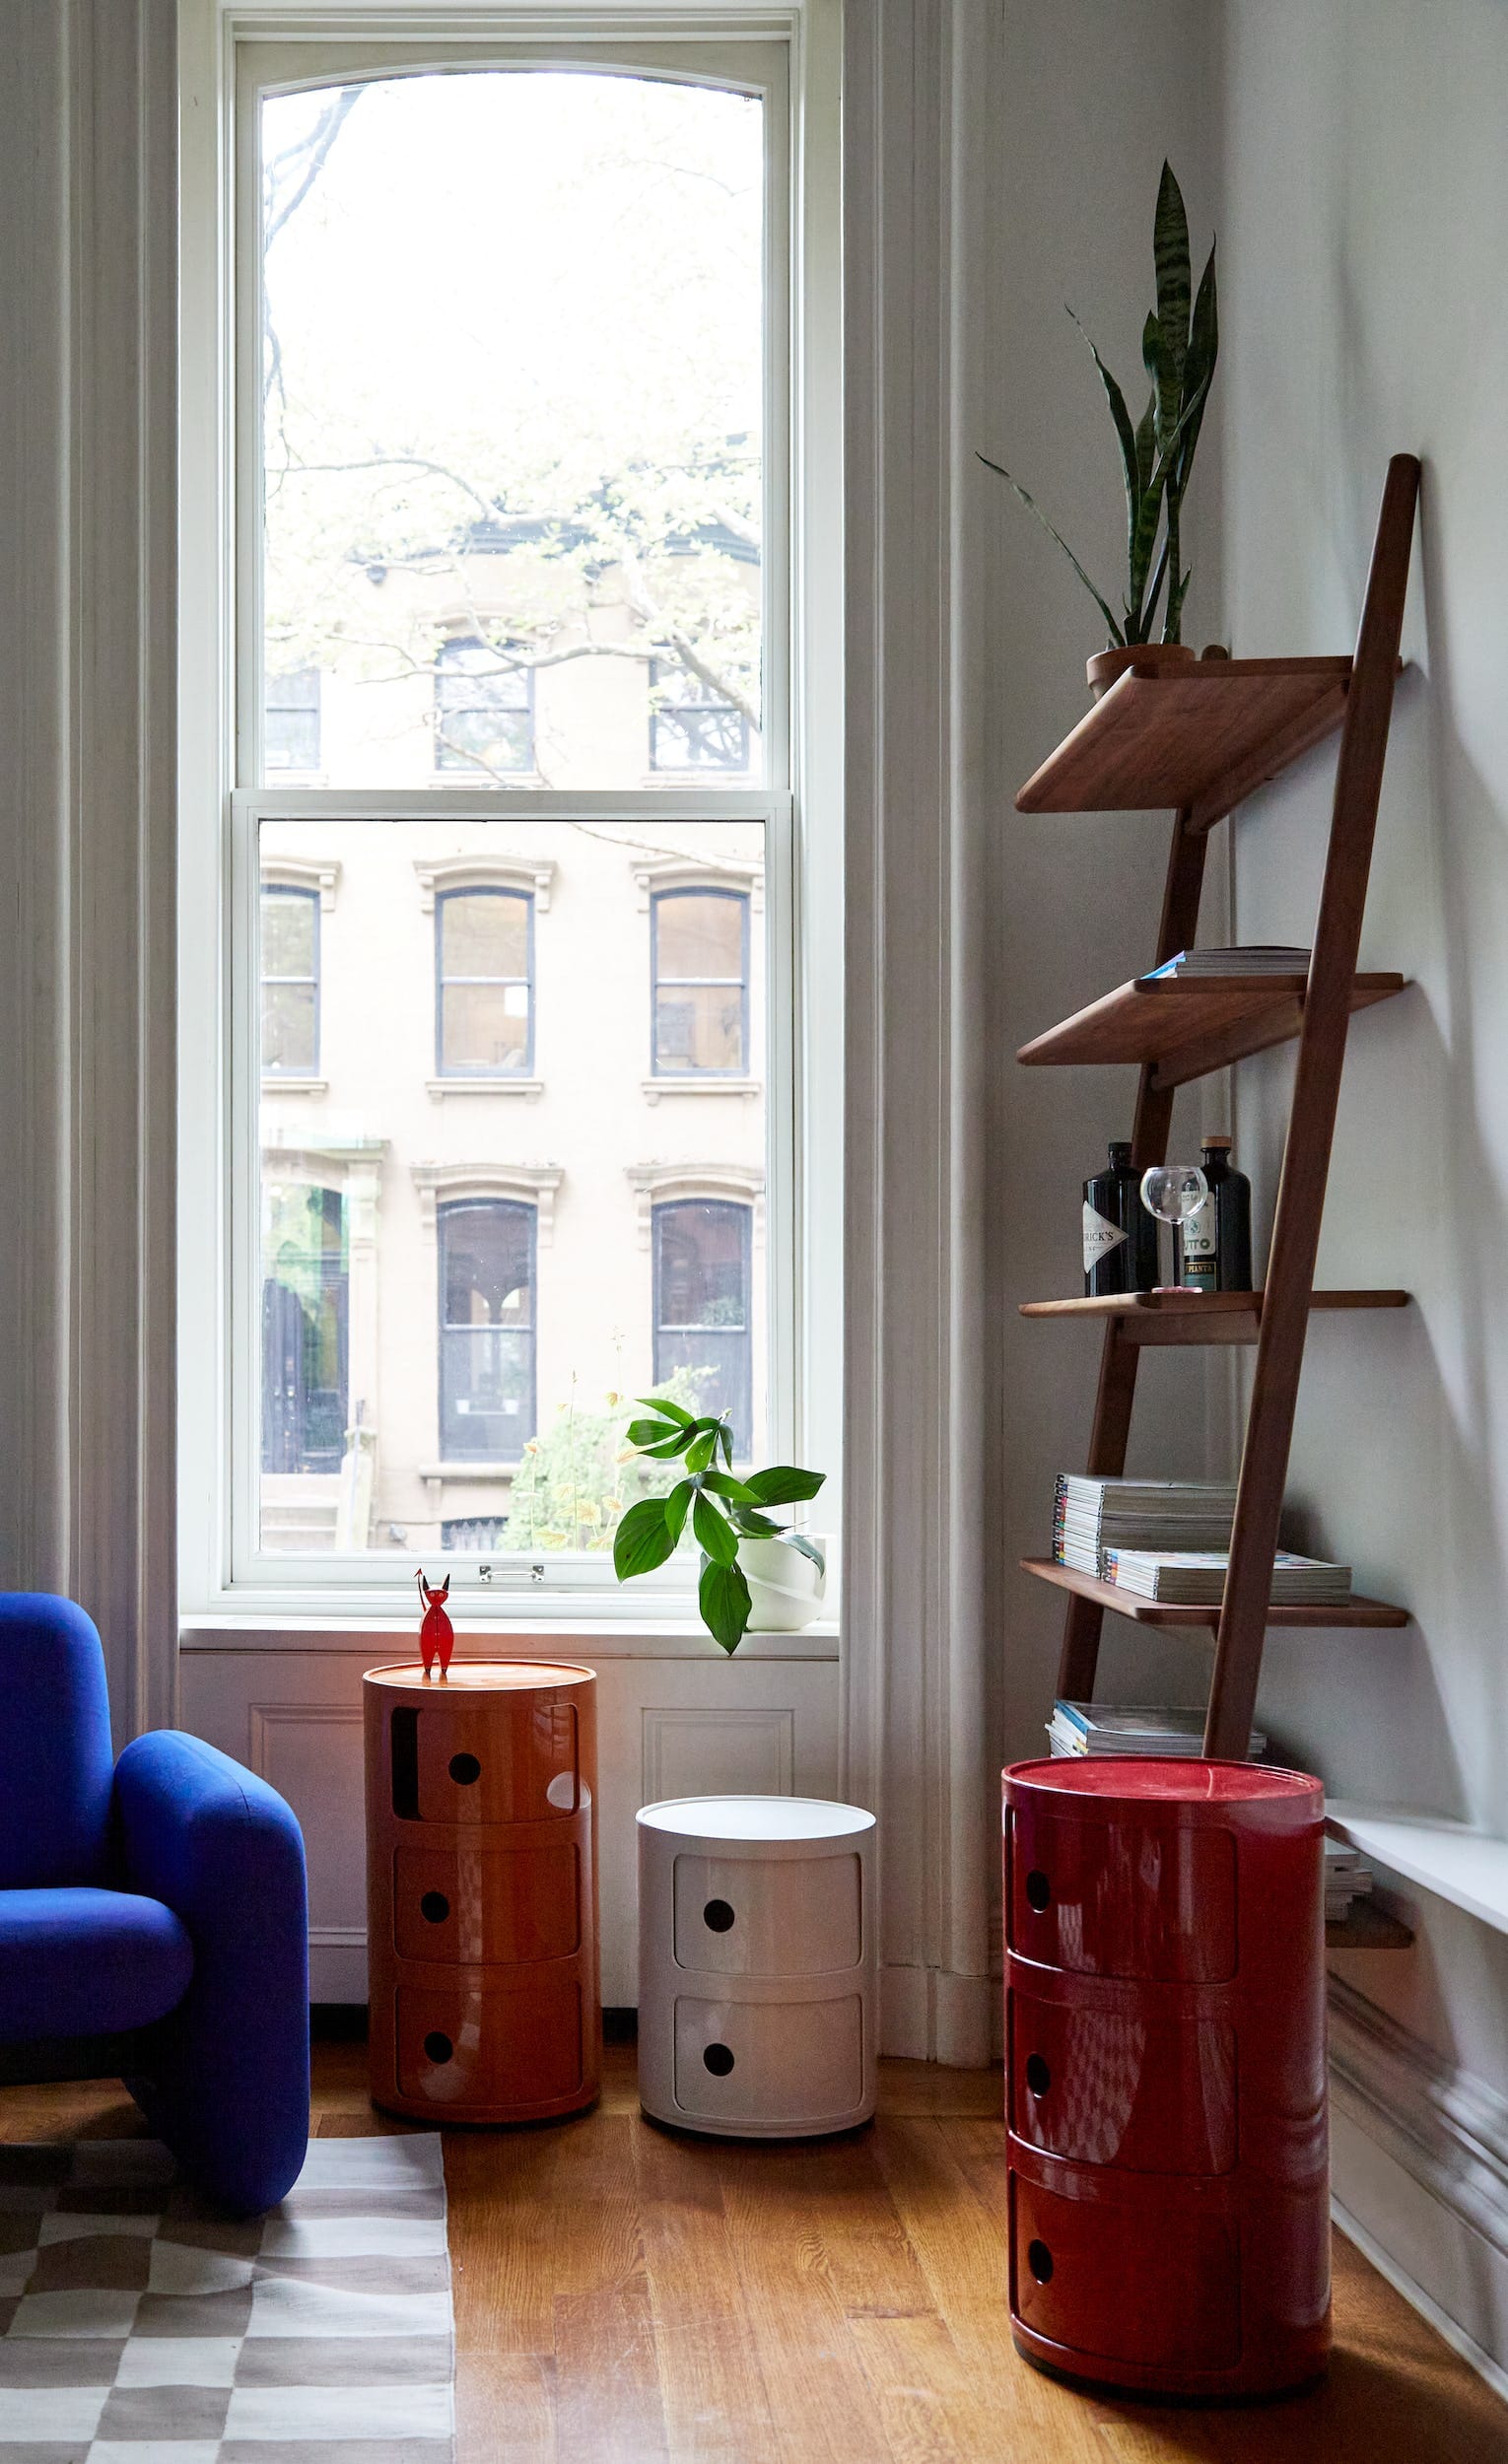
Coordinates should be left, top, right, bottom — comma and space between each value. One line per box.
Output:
1139, 1163, 1208, 1291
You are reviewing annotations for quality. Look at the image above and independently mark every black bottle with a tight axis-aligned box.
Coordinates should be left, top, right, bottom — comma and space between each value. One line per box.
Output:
1083, 1140, 1157, 1296
1175, 1135, 1253, 1290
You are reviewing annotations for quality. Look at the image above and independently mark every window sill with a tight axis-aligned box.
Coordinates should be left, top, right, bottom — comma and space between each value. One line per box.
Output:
179, 1610, 841, 1663
426, 1076, 543, 1101
642, 1076, 761, 1103
262, 1075, 328, 1096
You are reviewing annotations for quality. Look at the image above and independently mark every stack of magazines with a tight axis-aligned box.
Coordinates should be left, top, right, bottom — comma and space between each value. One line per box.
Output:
1140, 945, 1311, 981
1054, 1474, 1238, 1578
1102, 1548, 1351, 1606
1325, 1837, 1375, 1924
1048, 1700, 1268, 1759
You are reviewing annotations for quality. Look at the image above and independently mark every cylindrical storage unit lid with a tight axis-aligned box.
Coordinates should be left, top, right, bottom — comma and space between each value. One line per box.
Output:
364, 1660, 595, 1690
638, 1796, 875, 1843
1004, 1757, 1322, 1827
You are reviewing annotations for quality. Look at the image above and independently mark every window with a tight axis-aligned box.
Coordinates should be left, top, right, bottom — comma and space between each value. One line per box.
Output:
651, 888, 748, 1074
435, 638, 534, 775
261, 1186, 348, 1476
260, 885, 318, 1074
187, 19, 843, 1610
439, 1200, 536, 1462
650, 658, 751, 773
264, 667, 320, 773
653, 1200, 753, 1456
437, 888, 533, 1075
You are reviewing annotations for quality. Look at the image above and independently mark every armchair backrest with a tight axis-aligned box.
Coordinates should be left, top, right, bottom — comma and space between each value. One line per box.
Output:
0, 1594, 115, 1885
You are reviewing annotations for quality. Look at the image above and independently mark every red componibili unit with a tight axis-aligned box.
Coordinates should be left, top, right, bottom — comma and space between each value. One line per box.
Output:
1002, 1755, 1329, 2399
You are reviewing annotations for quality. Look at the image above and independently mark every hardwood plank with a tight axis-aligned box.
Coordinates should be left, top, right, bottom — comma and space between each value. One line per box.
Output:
1016, 971, 1406, 1078
849, 2311, 1018, 2464
455, 2351, 555, 2464
1025, 1557, 1409, 1629
447, 2124, 563, 2357
553, 2276, 670, 2463
632, 2117, 780, 2464
1020, 1288, 1409, 1323
1014, 657, 1352, 816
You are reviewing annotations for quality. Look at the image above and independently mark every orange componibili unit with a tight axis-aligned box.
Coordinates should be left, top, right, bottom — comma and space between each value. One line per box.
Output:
363, 1659, 601, 2123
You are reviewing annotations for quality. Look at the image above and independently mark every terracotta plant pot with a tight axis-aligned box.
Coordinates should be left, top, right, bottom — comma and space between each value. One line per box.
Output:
1087, 642, 1199, 701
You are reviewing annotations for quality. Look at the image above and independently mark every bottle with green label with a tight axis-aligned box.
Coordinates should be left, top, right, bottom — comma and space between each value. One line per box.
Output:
1082, 1139, 1158, 1296
1175, 1134, 1253, 1290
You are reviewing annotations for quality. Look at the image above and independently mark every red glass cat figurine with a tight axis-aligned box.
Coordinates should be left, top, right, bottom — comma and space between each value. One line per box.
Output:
416, 1571, 453, 1679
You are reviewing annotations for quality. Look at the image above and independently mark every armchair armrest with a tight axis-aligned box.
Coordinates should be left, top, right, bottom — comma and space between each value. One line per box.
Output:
113, 1732, 309, 2213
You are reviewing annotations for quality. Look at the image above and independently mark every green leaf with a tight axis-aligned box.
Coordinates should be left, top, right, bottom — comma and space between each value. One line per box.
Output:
637, 1393, 694, 1427
719, 1421, 733, 1469
693, 1490, 738, 1567
663, 1477, 696, 1547
698, 1558, 753, 1654
1065, 309, 1146, 612
1173, 240, 1218, 487
781, 1532, 827, 1577
639, 1431, 692, 1461
731, 1505, 783, 1537
976, 454, 1126, 648
613, 1496, 678, 1580
703, 1470, 761, 1505
626, 1416, 682, 1449
743, 1465, 826, 1507
685, 1429, 717, 1475
1151, 160, 1192, 379
1141, 309, 1180, 455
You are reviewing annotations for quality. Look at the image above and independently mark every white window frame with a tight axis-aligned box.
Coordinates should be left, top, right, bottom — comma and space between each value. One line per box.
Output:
178, 0, 842, 1625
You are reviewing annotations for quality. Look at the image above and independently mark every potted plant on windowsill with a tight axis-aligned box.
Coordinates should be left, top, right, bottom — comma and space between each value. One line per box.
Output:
611, 1399, 826, 1653
978, 161, 1219, 696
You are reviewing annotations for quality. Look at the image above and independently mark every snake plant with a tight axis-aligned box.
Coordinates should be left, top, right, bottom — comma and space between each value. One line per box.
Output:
979, 161, 1217, 648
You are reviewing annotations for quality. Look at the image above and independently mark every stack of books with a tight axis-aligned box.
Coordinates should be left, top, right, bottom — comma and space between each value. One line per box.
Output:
1048, 1701, 1268, 1759
1053, 1475, 1238, 1578
1102, 1548, 1352, 1607
1140, 945, 1311, 982
1325, 1837, 1374, 1924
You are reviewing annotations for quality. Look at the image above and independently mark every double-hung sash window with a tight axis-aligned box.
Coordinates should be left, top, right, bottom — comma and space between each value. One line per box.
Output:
186, 9, 840, 1612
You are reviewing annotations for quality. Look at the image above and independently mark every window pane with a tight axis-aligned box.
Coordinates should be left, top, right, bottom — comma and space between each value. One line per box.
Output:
261, 982, 316, 1073
261, 1185, 348, 1494
654, 985, 744, 1073
442, 983, 531, 1073
261, 74, 764, 787
440, 892, 529, 980
265, 669, 321, 772
262, 888, 315, 977
257, 815, 767, 1551
655, 892, 743, 979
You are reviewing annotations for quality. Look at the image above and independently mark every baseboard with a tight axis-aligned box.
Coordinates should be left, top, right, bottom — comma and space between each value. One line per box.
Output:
880, 1963, 994, 2065
1329, 1974, 1508, 2388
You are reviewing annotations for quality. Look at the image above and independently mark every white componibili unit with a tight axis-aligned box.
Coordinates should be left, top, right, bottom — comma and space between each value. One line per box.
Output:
636, 1795, 878, 2138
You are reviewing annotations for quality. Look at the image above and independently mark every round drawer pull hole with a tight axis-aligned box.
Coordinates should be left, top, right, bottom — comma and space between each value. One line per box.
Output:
703, 2042, 735, 2077
420, 1891, 449, 1924
1025, 1870, 1051, 1913
423, 2030, 454, 2065
448, 1752, 481, 1786
1027, 2238, 1054, 2286
1025, 2053, 1051, 2098
703, 1898, 735, 1933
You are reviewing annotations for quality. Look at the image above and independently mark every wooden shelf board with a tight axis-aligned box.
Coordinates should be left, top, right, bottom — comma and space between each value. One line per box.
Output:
1020, 1289, 1410, 1347
1014, 656, 1353, 824
1325, 1903, 1414, 1952
1022, 1557, 1410, 1630
1017, 971, 1407, 1090
1326, 1804, 1508, 1937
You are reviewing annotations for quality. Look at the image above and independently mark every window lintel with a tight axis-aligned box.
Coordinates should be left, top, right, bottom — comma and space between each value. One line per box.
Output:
416, 856, 555, 914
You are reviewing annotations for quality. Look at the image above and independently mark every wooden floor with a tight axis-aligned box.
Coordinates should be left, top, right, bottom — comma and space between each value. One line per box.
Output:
2, 2042, 1505, 2463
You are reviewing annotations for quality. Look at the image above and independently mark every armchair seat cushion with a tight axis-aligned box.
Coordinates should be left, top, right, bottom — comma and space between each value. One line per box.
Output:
0, 1887, 193, 2041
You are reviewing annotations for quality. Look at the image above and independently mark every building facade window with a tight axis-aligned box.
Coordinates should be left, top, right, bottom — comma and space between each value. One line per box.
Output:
649, 657, 750, 772
651, 887, 748, 1074
435, 637, 534, 774
261, 1185, 348, 1473
652, 1198, 753, 1455
261, 885, 319, 1074
438, 1198, 536, 1461
264, 666, 321, 772
437, 887, 534, 1075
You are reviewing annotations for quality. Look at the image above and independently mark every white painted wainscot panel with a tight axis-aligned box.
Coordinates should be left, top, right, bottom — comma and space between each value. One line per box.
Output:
178, 1626, 841, 2003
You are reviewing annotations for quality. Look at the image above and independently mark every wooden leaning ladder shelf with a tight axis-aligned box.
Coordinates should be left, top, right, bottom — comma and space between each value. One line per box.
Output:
1016, 454, 1420, 1768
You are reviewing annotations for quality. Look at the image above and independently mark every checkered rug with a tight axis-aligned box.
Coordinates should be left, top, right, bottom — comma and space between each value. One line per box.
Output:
0, 2133, 454, 2461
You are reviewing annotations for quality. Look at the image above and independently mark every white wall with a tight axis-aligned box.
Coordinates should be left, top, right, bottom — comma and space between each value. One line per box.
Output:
1218, 0, 1508, 2375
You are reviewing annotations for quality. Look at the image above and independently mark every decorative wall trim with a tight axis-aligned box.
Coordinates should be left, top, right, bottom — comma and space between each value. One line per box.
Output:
641, 1705, 795, 1805
1330, 1975, 1508, 2266
0, 0, 178, 1738
261, 856, 341, 912
841, 0, 994, 2065
414, 855, 556, 913
633, 853, 764, 913
626, 1160, 766, 1249
410, 1159, 564, 1242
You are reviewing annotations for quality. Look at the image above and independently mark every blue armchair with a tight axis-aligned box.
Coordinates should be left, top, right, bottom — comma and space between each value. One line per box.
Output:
0, 1593, 309, 2213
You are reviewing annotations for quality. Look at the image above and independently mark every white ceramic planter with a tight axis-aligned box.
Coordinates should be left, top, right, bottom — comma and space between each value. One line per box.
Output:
736, 1535, 827, 1632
